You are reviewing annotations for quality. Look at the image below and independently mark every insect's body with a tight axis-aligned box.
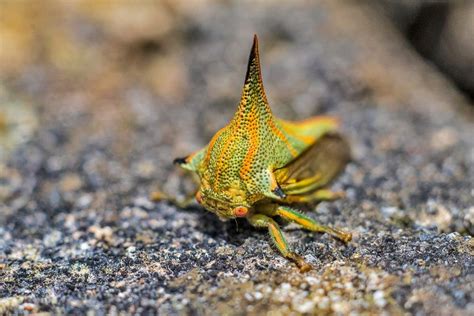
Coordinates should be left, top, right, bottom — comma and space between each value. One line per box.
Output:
173, 35, 352, 271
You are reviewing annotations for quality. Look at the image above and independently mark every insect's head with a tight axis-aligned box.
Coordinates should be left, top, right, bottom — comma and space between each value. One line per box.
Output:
194, 186, 251, 220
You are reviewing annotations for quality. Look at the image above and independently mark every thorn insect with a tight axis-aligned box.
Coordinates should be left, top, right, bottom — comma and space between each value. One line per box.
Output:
167, 35, 351, 271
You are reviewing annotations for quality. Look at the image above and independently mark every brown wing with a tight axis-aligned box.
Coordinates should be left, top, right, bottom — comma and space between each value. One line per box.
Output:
274, 133, 350, 195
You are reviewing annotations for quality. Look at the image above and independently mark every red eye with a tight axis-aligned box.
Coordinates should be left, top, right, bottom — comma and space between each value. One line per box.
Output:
233, 206, 248, 217
195, 191, 203, 204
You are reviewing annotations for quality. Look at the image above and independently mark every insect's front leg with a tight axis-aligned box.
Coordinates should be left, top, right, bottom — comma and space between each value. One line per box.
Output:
150, 190, 197, 208
151, 166, 201, 208
247, 214, 311, 272
271, 205, 352, 242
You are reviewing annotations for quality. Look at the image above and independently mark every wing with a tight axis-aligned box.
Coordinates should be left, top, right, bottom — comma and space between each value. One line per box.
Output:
276, 116, 340, 154
273, 133, 350, 195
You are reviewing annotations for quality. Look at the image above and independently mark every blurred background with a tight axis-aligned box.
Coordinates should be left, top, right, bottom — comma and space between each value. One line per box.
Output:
1, 0, 473, 161
1, 1, 473, 315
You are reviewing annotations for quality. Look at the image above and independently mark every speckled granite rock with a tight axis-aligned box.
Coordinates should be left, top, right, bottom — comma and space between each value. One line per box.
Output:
0, 1, 473, 315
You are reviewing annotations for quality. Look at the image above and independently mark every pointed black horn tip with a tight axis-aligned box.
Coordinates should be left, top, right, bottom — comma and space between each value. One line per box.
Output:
245, 34, 261, 83
251, 34, 259, 58
173, 157, 187, 165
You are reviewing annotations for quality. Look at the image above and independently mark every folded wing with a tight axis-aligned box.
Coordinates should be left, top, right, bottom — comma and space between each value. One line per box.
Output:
274, 133, 350, 195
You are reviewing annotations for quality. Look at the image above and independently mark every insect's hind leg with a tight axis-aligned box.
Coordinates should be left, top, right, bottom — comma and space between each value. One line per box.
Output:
275, 206, 352, 243
247, 214, 311, 272
284, 189, 345, 204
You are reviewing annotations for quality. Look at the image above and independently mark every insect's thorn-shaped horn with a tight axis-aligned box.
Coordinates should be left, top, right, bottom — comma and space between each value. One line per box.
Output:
237, 34, 272, 118
244, 34, 262, 84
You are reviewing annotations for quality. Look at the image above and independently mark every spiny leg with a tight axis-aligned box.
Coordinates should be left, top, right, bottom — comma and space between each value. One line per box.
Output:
276, 206, 352, 243
247, 214, 311, 272
284, 189, 345, 204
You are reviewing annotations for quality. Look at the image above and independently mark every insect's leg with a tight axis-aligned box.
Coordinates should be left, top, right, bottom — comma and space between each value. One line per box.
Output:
150, 190, 196, 208
276, 206, 352, 243
284, 189, 345, 203
151, 171, 200, 208
247, 214, 311, 272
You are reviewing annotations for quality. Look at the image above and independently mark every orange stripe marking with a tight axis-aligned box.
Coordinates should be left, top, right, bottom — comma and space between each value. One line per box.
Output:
268, 119, 298, 157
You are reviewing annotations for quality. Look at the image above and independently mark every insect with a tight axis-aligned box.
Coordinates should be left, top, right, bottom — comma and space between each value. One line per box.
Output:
172, 35, 351, 271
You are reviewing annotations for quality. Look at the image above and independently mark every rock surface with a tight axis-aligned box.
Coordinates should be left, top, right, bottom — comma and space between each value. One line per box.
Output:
1, 1, 473, 315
